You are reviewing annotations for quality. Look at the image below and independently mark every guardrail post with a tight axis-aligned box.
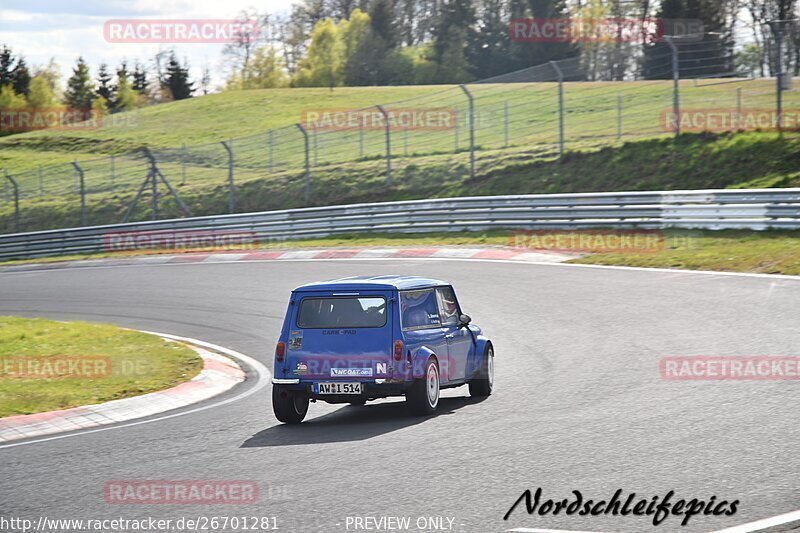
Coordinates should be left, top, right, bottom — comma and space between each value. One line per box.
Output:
376, 105, 392, 186
550, 61, 565, 156
459, 84, 475, 180
296, 124, 311, 204
267, 130, 274, 172
3, 170, 19, 233
71, 161, 87, 226
221, 140, 235, 214
664, 36, 680, 136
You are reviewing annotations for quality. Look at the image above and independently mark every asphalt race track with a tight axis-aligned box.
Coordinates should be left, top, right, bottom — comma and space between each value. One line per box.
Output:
1, 258, 799, 533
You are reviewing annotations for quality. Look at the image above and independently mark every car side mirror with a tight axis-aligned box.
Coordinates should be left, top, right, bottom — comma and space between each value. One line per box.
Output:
459, 314, 471, 327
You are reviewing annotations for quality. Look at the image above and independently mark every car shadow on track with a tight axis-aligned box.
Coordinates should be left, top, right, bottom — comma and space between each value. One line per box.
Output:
241, 395, 486, 447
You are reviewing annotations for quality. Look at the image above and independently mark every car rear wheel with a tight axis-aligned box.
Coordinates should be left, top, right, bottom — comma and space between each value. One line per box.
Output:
469, 344, 494, 397
407, 357, 440, 415
272, 386, 309, 424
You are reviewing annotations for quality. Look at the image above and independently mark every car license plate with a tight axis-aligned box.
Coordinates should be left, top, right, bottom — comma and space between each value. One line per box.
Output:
314, 382, 363, 395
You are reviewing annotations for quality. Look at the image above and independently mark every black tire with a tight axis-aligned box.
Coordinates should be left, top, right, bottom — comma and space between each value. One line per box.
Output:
406, 357, 440, 416
272, 386, 309, 424
469, 344, 494, 397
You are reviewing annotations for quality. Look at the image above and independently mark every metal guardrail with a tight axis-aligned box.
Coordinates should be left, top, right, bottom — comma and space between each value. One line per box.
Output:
1, 188, 799, 261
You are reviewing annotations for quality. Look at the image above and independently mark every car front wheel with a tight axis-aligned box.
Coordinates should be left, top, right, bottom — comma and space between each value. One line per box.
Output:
272, 386, 309, 424
407, 357, 440, 415
469, 344, 494, 397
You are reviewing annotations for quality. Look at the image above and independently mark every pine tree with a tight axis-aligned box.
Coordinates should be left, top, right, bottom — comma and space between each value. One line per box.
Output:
0, 46, 14, 87
163, 53, 194, 100
96, 63, 114, 104
430, 0, 477, 82
12, 57, 31, 97
132, 61, 148, 94
64, 57, 95, 109
344, 0, 398, 85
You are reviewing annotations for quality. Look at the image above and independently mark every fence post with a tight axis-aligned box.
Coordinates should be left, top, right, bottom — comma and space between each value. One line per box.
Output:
3, 170, 19, 233
38, 165, 43, 196
664, 36, 680, 136
296, 124, 311, 204
403, 126, 408, 155
181, 143, 187, 185
768, 21, 784, 132
550, 61, 565, 156
313, 127, 318, 167
72, 161, 86, 226
736, 87, 742, 129
504, 101, 509, 148
617, 94, 622, 141
150, 158, 158, 220
110, 155, 115, 190
459, 84, 475, 180
267, 130, 274, 172
376, 105, 392, 186
359, 117, 364, 159
454, 108, 459, 151
221, 140, 235, 214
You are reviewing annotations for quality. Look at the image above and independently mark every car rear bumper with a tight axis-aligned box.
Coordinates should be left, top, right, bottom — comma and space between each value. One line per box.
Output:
272, 378, 410, 402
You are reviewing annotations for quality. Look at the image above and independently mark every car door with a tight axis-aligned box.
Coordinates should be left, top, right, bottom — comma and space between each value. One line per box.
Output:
436, 286, 471, 382
399, 288, 450, 380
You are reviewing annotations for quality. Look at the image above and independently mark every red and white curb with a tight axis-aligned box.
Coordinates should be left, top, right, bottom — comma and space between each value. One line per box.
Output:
0, 247, 575, 272
0, 341, 245, 443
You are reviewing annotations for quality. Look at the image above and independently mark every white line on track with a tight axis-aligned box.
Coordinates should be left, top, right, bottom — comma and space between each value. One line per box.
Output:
0, 332, 271, 450
710, 508, 800, 532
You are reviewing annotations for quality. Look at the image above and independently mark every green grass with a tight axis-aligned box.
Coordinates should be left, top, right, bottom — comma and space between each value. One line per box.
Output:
0, 317, 203, 417
2, 130, 798, 234
0, 78, 798, 235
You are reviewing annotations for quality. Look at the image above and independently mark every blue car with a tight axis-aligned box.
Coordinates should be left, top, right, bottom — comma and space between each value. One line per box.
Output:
271, 276, 494, 423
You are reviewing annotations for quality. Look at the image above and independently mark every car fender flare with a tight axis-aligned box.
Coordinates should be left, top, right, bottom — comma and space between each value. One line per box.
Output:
411, 346, 438, 379
468, 335, 492, 377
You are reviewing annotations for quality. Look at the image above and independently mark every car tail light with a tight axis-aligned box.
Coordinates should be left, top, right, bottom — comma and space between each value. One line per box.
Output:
393, 340, 403, 361
275, 341, 285, 362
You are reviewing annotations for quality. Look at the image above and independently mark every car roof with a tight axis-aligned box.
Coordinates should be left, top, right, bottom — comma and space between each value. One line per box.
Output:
293, 275, 451, 292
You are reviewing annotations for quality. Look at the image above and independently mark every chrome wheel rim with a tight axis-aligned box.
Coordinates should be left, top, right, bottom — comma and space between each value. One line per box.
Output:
487, 348, 494, 387
426, 363, 439, 408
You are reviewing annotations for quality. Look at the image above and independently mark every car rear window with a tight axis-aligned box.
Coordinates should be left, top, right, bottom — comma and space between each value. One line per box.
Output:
297, 297, 387, 328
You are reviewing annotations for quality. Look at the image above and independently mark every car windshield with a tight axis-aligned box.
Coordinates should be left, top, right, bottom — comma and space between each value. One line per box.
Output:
297, 296, 386, 328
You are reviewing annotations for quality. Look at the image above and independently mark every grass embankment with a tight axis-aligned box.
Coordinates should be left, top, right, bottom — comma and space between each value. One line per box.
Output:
2, 131, 800, 233
0, 317, 203, 417
4, 229, 799, 276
